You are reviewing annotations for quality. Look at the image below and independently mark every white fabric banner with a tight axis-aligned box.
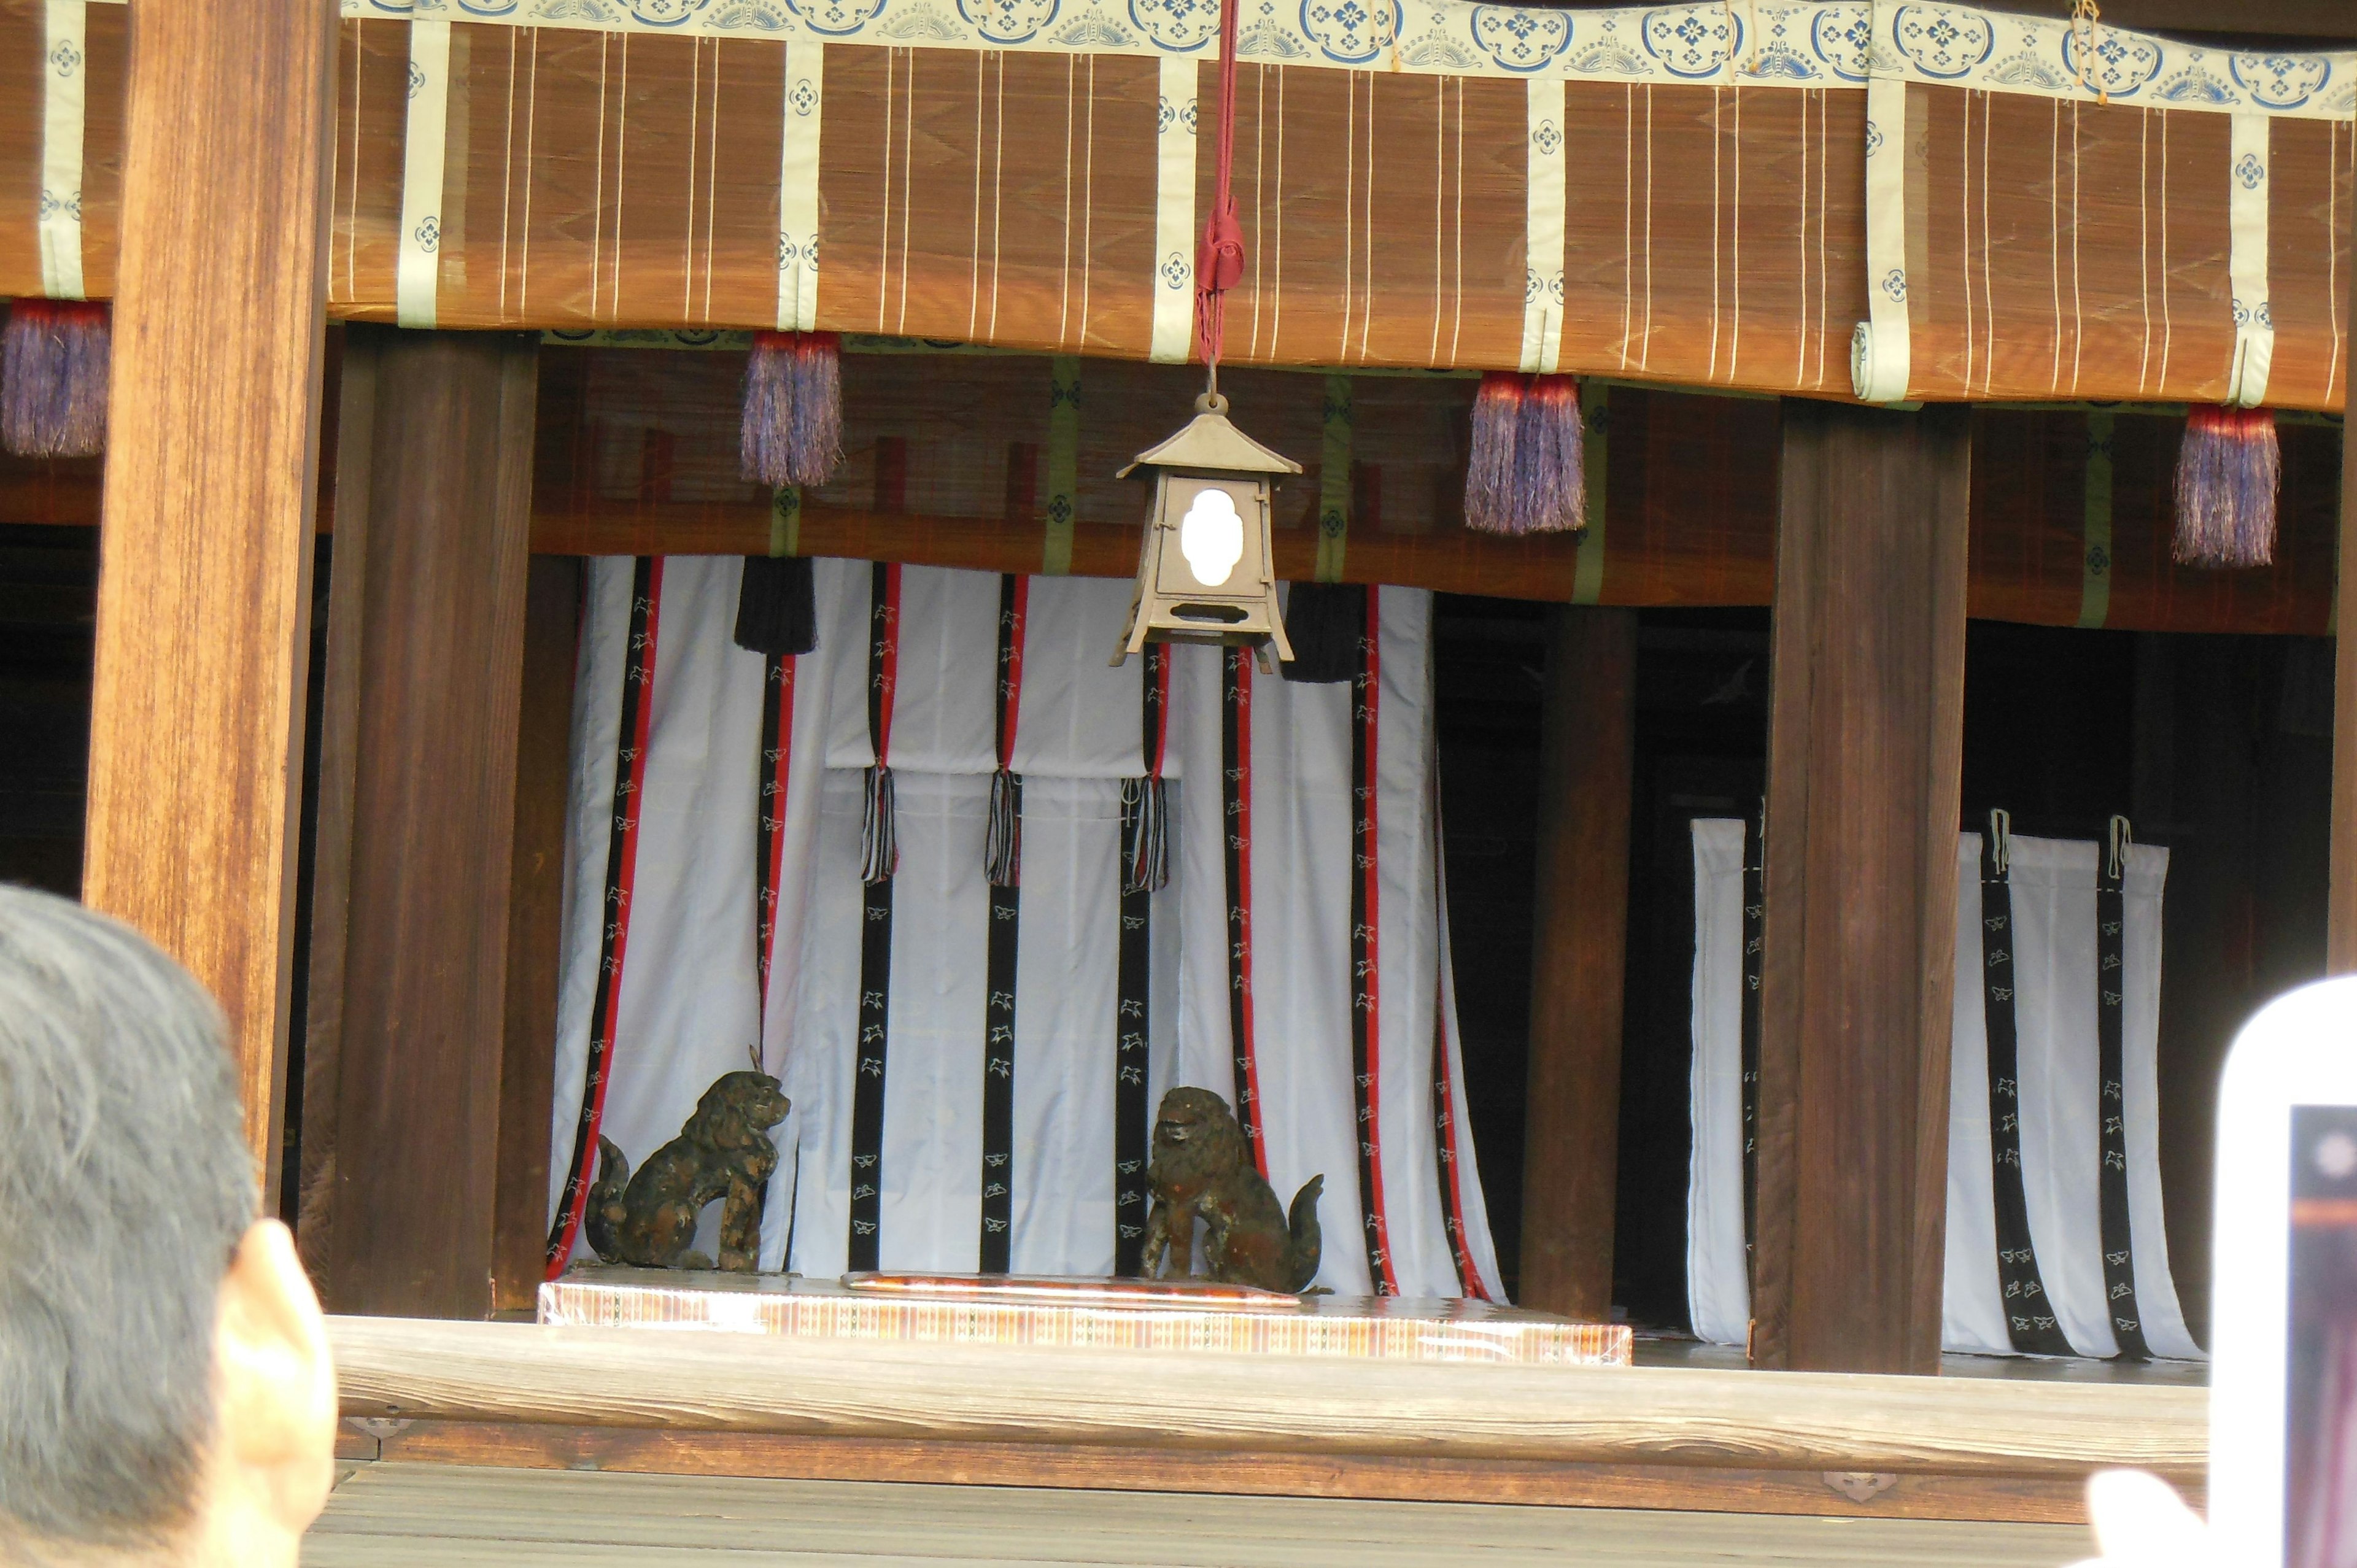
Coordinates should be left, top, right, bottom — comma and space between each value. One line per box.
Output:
1686, 822, 2201, 1358
550, 563, 1501, 1298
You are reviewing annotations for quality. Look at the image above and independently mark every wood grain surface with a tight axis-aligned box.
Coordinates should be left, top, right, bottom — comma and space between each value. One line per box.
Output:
494, 557, 580, 1313
1753, 404, 1972, 1375
325, 1315, 2205, 1478
354, 1418, 2168, 1524
303, 1460, 2092, 1567
326, 332, 539, 1318
1518, 607, 1638, 1321
82, 0, 339, 1184
2331, 215, 2357, 974
300, 334, 379, 1287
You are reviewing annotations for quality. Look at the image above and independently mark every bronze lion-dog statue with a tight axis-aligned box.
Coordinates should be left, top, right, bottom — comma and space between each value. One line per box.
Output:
1139, 1086, 1322, 1292
585, 1067, 791, 1272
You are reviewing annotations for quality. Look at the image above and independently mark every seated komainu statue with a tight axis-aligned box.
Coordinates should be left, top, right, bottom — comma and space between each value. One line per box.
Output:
585, 1067, 790, 1272
1139, 1086, 1322, 1292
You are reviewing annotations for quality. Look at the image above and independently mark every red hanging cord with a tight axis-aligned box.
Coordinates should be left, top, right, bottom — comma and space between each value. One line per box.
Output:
1193, 0, 1244, 389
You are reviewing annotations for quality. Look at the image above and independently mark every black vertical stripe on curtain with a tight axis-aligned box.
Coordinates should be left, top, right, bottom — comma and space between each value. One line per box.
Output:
848, 563, 897, 1272
1223, 646, 1264, 1170
2096, 817, 2150, 1360
1739, 806, 1765, 1273
1981, 814, 2075, 1356
979, 574, 1024, 1272
1113, 645, 1165, 1277
1349, 587, 1391, 1293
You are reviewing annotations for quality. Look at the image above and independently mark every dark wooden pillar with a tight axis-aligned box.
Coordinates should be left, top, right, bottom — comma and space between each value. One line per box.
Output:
1519, 606, 1637, 1320
1752, 402, 1971, 1375
317, 328, 540, 1318
83, 0, 337, 1188
493, 557, 581, 1313
296, 336, 379, 1280
2331, 227, 2357, 972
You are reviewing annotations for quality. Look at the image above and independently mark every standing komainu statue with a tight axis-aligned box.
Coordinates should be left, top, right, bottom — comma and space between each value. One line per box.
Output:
585, 1066, 791, 1272
1139, 1086, 1322, 1292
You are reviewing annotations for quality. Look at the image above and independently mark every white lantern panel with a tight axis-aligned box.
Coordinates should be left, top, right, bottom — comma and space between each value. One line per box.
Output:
1177, 485, 1245, 588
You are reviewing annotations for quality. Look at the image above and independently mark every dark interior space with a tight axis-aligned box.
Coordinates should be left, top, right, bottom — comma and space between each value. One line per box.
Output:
1431, 593, 1549, 1299
0, 522, 97, 898
1612, 608, 1772, 1330
1436, 605, 2335, 1337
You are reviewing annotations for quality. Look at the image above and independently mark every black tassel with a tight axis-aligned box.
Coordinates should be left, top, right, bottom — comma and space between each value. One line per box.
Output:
1279, 581, 1366, 685
732, 554, 818, 656
861, 765, 897, 883
1120, 777, 1169, 895
986, 770, 1023, 888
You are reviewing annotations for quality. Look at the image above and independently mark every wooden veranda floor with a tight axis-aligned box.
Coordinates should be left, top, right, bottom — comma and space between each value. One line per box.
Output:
304, 1462, 2090, 1567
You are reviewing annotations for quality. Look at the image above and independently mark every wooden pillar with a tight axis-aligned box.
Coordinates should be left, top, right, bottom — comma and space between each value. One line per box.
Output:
493, 557, 582, 1313
2330, 225, 2357, 971
1519, 606, 1637, 1320
296, 336, 379, 1281
1751, 402, 1971, 1375
320, 328, 540, 1318
82, 0, 338, 1188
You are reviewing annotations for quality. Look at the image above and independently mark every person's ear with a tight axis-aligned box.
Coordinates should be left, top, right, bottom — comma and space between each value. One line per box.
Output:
212, 1218, 337, 1539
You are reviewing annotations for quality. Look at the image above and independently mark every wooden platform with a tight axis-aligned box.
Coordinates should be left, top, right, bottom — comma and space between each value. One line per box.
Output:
326, 1315, 2204, 1526
304, 1462, 2091, 1567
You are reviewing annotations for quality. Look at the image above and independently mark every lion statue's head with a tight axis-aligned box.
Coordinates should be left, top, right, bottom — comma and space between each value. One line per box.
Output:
1148, 1086, 1248, 1203
684, 1068, 791, 1152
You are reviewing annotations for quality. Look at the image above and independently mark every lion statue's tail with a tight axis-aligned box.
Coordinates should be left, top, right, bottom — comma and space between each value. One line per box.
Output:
1283, 1173, 1324, 1292
582, 1134, 630, 1264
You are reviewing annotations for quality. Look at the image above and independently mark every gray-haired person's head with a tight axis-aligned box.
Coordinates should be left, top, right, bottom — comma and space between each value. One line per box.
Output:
0, 886, 257, 1552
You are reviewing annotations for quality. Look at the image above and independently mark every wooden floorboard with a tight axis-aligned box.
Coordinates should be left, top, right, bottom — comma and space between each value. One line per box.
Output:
304, 1462, 2089, 1567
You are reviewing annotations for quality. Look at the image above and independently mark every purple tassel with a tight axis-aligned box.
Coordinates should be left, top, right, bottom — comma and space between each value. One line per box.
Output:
2174, 405, 2279, 569
1463, 372, 1584, 535
740, 330, 843, 490
3, 299, 109, 458
1511, 374, 1585, 535
1463, 371, 1522, 533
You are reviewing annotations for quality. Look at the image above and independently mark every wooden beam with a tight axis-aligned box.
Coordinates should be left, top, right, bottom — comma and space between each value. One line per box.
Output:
1519, 606, 1636, 1319
327, 330, 540, 1318
356, 1419, 2139, 1525
323, 1315, 2205, 1479
493, 556, 581, 1313
1752, 403, 1972, 1375
82, 0, 338, 1186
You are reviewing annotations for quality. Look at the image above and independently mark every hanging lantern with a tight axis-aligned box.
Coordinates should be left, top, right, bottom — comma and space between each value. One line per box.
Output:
1113, 392, 1301, 666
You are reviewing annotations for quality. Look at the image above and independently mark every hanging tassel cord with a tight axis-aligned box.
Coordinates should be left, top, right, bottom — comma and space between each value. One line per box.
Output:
1192, 0, 1244, 398
2107, 814, 2132, 882
2069, 0, 2111, 107
1987, 808, 2011, 878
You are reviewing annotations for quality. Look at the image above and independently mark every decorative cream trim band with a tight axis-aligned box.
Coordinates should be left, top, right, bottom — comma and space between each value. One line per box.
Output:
1314, 373, 1349, 583
1850, 67, 1909, 404
1519, 77, 1563, 377
38, 0, 85, 302
396, 17, 451, 329
1042, 354, 1080, 574
777, 40, 823, 333
1148, 55, 1194, 366
2226, 112, 2273, 407
346, 0, 1873, 90
2075, 412, 2112, 630
1872, 4, 2356, 122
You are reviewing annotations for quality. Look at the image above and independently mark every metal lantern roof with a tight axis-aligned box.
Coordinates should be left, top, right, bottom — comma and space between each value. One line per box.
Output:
1118, 406, 1303, 479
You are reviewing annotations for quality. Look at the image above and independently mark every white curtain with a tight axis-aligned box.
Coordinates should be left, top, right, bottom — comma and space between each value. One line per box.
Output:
548, 560, 1504, 1299
1687, 822, 2202, 1358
